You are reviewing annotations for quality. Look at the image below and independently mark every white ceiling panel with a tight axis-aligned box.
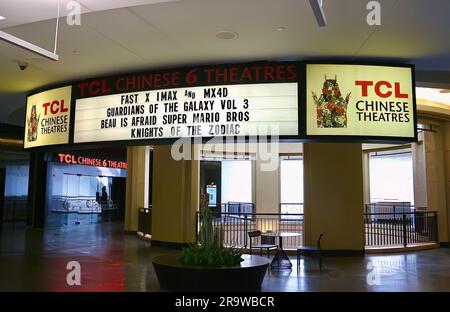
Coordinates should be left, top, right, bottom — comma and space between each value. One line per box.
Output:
0, 0, 179, 28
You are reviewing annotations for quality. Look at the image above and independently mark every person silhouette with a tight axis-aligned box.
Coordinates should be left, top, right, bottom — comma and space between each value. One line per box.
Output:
101, 186, 108, 205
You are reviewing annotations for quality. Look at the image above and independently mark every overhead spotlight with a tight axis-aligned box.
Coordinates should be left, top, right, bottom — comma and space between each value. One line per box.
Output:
309, 0, 327, 27
0, 16, 5, 20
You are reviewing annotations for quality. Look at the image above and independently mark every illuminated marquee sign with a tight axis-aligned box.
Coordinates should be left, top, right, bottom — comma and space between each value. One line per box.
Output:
74, 83, 298, 143
24, 86, 72, 148
306, 64, 415, 139
57, 153, 128, 169
73, 62, 300, 143
23, 62, 417, 148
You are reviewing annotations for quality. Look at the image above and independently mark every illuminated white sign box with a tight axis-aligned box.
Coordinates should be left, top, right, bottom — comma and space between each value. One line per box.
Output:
24, 86, 72, 149
306, 64, 415, 139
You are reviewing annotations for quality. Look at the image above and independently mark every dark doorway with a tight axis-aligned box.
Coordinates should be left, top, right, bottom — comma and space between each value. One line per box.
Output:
111, 177, 126, 221
200, 161, 221, 213
0, 168, 5, 230
148, 150, 153, 208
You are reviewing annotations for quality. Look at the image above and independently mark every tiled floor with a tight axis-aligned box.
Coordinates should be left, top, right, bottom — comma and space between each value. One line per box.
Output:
0, 222, 449, 292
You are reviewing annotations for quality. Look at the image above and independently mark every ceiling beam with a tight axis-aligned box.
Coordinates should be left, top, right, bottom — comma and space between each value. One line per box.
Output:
309, 0, 327, 27
0, 30, 59, 61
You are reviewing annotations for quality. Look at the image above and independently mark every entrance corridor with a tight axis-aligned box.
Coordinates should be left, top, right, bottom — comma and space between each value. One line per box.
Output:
0, 222, 449, 292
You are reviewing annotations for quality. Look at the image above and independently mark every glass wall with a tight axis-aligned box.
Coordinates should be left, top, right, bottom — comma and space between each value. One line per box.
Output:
45, 162, 126, 227
280, 156, 303, 216
221, 160, 252, 204
0, 154, 29, 224
368, 149, 414, 211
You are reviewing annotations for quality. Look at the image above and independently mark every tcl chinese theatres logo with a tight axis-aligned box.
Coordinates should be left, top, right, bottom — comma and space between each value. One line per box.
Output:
57, 153, 128, 169
26, 104, 40, 142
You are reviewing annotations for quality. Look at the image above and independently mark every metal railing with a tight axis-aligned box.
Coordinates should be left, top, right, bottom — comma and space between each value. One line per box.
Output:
364, 211, 438, 248
196, 211, 304, 250
138, 207, 152, 237
280, 203, 304, 220
365, 202, 418, 215
226, 202, 254, 215
146, 201, 437, 250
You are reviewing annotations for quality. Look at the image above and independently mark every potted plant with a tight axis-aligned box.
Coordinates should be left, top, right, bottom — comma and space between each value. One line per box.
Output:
179, 188, 243, 266
152, 188, 270, 291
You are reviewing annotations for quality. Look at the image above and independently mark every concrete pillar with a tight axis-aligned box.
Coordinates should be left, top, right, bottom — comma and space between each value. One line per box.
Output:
440, 122, 450, 243
254, 157, 280, 214
421, 124, 448, 243
151, 144, 200, 245
124, 146, 149, 232
254, 143, 302, 214
362, 152, 371, 209
303, 143, 365, 252
412, 132, 428, 208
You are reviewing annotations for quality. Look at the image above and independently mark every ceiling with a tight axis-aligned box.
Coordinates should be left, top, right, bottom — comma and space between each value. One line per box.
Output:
0, 0, 178, 28
417, 88, 450, 106
1, 0, 450, 124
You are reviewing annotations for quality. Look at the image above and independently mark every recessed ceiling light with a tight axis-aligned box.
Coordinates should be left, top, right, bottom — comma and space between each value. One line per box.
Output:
276, 27, 286, 31
215, 31, 238, 40
0, 16, 5, 20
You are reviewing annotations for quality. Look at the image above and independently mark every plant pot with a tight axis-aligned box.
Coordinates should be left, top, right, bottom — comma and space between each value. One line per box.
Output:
152, 254, 270, 292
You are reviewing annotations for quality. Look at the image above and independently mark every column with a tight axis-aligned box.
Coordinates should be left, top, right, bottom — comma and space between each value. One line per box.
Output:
303, 143, 365, 253
28, 151, 47, 228
416, 123, 448, 243
362, 151, 371, 210
151, 144, 200, 246
412, 131, 428, 208
423, 123, 450, 242
124, 146, 149, 232
444, 122, 450, 244
254, 157, 280, 214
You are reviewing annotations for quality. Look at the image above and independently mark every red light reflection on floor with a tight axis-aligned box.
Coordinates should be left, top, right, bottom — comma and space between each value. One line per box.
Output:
49, 257, 124, 292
